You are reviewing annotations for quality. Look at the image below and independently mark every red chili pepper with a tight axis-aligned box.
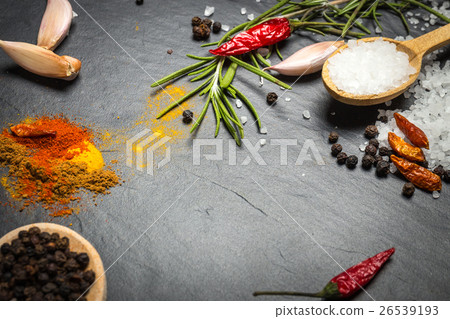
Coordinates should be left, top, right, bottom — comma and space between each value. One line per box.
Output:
394, 113, 429, 149
253, 248, 395, 299
209, 18, 291, 56
10, 124, 56, 138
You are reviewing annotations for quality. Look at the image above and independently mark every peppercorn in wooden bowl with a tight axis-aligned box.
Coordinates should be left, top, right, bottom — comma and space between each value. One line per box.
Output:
0, 223, 106, 301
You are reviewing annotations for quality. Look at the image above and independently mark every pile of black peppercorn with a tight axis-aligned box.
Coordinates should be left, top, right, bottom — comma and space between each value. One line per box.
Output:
0, 227, 96, 301
192, 17, 222, 40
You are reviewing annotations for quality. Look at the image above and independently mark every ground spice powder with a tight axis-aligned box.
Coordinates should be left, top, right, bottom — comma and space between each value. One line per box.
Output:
0, 116, 120, 217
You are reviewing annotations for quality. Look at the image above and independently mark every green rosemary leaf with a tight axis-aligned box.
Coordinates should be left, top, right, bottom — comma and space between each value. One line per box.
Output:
219, 90, 244, 138
343, 13, 371, 34
221, 62, 238, 89
341, 0, 367, 37
214, 91, 243, 129
228, 56, 292, 90
338, 0, 360, 16
255, 52, 271, 68
247, 0, 291, 29
186, 54, 217, 61
230, 85, 262, 129
190, 62, 218, 82
199, 77, 216, 96
265, 45, 273, 59
157, 76, 212, 118
211, 96, 222, 137
227, 86, 237, 99
188, 61, 217, 76
201, 41, 219, 48
304, 27, 326, 36
275, 44, 284, 60
249, 52, 260, 69
372, 1, 383, 31
151, 59, 211, 88
385, 2, 409, 33
190, 94, 212, 133
217, 102, 241, 145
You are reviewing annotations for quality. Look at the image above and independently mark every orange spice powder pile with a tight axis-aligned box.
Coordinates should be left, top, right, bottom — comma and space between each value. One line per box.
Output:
0, 115, 120, 217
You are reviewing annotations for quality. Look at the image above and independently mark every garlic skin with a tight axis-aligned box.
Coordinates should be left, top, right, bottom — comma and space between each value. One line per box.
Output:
37, 0, 73, 51
0, 40, 81, 81
264, 41, 345, 76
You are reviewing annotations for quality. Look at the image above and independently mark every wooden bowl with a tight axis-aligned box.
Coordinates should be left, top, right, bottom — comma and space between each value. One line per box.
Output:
0, 223, 106, 301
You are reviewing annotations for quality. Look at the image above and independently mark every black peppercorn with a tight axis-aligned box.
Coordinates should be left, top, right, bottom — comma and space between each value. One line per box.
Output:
18, 231, 29, 239
42, 282, 57, 294
136, 0, 144, 5
212, 21, 221, 33
182, 110, 194, 124
28, 227, 41, 236
266, 92, 278, 105
76, 253, 90, 270
54, 250, 67, 265
37, 272, 50, 284
379, 115, 388, 123
378, 146, 390, 156
402, 182, 415, 197
83, 270, 96, 285
1, 243, 11, 255
364, 125, 378, 138
433, 165, 445, 178
368, 138, 379, 149
443, 170, 450, 183
39, 232, 51, 244
336, 152, 348, 165
202, 18, 213, 28
167, 49, 173, 55
58, 282, 72, 297
362, 155, 375, 169
23, 286, 37, 297
50, 233, 60, 242
373, 154, 383, 167
365, 144, 377, 156
64, 258, 80, 272
191, 16, 202, 26
193, 24, 210, 40
30, 235, 40, 246
328, 131, 339, 143
331, 143, 343, 157
376, 160, 390, 177
47, 263, 58, 276
346, 155, 358, 169
56, 237, 69, 251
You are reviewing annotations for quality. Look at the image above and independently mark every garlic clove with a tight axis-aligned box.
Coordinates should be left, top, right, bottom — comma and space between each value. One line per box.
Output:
0, 40, 81, 81
37, 0, 73, 51
264, 41, 345, 76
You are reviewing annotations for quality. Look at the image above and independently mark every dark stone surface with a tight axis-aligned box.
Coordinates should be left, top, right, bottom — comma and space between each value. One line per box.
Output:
0, 0, 449, 301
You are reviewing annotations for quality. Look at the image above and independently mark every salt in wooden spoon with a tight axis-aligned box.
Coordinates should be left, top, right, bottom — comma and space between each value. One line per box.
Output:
322, 24, 450, 106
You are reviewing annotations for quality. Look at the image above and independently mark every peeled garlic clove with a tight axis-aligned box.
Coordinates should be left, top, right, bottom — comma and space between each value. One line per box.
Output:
0, 40, 81, 81
264, 41, 345, 76
37, 0, 73, 51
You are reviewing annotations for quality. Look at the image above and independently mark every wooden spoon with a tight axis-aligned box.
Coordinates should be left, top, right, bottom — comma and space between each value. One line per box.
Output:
0, 223, 107, 301
322, 24, 450, 106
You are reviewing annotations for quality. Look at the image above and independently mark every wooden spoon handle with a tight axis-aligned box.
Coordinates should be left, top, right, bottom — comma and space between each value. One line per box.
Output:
404, 24, 450, 56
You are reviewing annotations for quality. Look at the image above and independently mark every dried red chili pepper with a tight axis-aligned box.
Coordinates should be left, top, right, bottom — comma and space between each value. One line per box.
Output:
388, 132, 425, 163
209, 18, 291, 56
253, 247, 395, 299
391, 155, 442, 191
394, 113, 429, 149
10, 124, 56, 138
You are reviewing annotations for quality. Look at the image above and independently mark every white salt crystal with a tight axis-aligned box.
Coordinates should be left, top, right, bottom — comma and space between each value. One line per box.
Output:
259, 77, 264, 86
241, 8, 247, 15
285, 97, 291, 102
260, 139, 266, 146
302, 110, 311, 119
359, 145, 366, 152
72, 11, 78, 18
279, 86, 285, 90
221, 25, 230, 32
375, 26, 382, 34
327, 39, 416, 95
385, 100, 392, 106
241, 116, 248, 124
256, 0, 261, 2
260, 127, 268, 134
247, 14, 255, 21
236, 99, 243, 108
331, 112, 336, 116
432, 191, 440, 199
389, 163, 397, 174
430, 18, 436, 25
204, 6, 215, 17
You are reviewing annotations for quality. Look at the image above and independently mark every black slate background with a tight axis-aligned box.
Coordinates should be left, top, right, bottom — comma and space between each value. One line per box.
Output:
0, 0, 449, 301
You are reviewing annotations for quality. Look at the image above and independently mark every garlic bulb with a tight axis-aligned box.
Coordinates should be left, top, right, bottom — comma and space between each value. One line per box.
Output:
37, 0, 73, 51
264, 41, 345, 76
0, 40, 81, 81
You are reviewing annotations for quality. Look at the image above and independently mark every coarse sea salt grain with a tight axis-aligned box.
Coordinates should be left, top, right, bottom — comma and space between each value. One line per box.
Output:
302, 110, 311, 119
260, 127, 268, 134
247, 13, 255, 21
327, 39, 416, 95
204, 6, 215, 17
376, 52, 450, 169
236, 99, 243, 108
260, 139, 266, 146
241, 8, 247, 15
241, 116, 248, 124
285, 97, 291, 102
221, 25, 230, 32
